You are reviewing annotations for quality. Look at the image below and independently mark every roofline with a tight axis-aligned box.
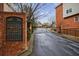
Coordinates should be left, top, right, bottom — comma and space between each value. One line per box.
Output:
64, 13, 79, 19
55, 3, 63, 9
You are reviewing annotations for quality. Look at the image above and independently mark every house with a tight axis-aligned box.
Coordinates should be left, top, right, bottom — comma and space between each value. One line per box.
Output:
0, 3, 28, 55
56, 3, 79, 36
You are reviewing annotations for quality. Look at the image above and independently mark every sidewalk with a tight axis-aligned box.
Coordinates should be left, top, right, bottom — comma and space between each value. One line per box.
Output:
17, 33, 35, 56
52, 30, 79, 43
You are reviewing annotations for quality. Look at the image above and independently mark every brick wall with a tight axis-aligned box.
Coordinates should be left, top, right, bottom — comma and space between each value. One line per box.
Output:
62, 15, 79, 29
0, 12, 28, 56
62, 14, 79, 37
56, 4, 63, 33
56, 3, 79, 37
0, 3, 3, 12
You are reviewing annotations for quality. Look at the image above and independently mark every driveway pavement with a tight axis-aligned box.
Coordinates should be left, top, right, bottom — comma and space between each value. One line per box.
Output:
30, 28, 79, 56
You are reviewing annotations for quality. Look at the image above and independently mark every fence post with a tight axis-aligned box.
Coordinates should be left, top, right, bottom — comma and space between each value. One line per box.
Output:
75, 30, 76, 40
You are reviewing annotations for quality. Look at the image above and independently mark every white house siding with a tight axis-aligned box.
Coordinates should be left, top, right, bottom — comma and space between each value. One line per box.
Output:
63, 3, 79, 17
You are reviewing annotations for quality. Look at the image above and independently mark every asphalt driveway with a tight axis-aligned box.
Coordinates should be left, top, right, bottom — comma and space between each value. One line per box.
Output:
30, 28, 79, 56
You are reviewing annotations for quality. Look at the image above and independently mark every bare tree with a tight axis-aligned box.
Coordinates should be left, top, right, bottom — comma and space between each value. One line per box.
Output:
6, 3, 48, 40
6, 3, 47, 27
6, 3, 47, 20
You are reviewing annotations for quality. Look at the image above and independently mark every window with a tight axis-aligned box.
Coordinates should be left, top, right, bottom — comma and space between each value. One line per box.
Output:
69, 8, 72, 12
66, 8, 72, 14
74, 16, 79, 22
66, 10, 68, 14
6, 17, 23, 41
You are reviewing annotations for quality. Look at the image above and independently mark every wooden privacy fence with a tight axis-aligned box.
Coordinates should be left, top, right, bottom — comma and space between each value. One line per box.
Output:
61, 28, 79, 37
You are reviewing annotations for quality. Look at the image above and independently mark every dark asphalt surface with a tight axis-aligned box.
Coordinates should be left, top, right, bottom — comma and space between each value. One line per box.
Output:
30, 28, 79, 56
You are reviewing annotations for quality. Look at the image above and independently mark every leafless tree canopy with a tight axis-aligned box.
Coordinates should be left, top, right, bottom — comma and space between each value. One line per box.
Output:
6, 3, 49, 40
6, 3, 47, 21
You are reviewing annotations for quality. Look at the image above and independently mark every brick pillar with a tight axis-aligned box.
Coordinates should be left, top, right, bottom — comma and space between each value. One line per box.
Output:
0, 3, 3, 12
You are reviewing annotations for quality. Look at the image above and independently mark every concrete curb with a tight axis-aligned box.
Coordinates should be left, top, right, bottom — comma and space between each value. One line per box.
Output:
17, 33, 35, 56
61, 34, 79, 43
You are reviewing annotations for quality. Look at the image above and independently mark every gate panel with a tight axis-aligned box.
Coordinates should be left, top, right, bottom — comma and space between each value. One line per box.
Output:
6, 17, 23, 41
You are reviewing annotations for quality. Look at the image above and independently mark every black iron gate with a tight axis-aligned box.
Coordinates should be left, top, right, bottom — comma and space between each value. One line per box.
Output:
6, 16, 23, 41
